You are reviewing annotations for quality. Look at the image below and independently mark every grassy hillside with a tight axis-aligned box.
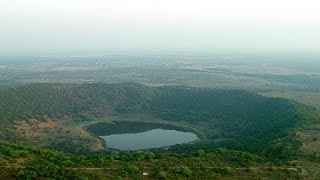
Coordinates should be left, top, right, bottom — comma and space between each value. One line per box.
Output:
0, 83, 315, 157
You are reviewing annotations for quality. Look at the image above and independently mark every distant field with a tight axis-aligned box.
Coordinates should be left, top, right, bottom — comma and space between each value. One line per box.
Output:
262, 91, 320, 110
1, 54, 320, 93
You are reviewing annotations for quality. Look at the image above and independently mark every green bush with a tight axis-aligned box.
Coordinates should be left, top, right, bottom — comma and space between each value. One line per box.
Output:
144, 152, 156, 160
0, 160, 8, 166
124, 166, 140, 174
173, 166, 192, 176
214, 167, 231, 175
197, 150, 205, 157
155, 171, 167, 179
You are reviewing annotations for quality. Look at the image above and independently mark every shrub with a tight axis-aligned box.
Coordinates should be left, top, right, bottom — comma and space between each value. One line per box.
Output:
124, 166, 140, 174
155, 171, 167, 179
144, 152, 156, 160
214, 167, 231, 175
0, 160, 8, 166
173, 166, 192, 176
197, 150, 205, 157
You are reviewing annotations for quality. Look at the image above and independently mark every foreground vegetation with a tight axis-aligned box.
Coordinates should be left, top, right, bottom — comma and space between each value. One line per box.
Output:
0, 141, 301, 179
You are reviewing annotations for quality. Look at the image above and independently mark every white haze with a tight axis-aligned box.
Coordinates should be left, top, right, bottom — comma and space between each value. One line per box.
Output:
0, 0, 320, 54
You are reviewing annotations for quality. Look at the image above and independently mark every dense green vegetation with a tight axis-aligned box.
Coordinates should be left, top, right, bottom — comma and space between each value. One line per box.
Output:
0, 141, 300, 179
0, 83, 315, 158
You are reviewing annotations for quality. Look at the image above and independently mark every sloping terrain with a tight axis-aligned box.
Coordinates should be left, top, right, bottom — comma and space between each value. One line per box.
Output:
0, 83, 314, 157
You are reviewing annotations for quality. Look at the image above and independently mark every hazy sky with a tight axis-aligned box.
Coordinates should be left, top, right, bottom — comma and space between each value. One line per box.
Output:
1, 0, 320, 54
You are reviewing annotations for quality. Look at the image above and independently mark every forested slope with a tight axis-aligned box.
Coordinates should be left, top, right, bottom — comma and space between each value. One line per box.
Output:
0, 83, 314, 157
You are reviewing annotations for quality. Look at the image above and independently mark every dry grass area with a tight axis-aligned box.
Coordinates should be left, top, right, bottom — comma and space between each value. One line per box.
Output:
295, 121, 320, 180
15, 117, 103, 152
16, 119, 59, 137
298, 129, 320, 154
